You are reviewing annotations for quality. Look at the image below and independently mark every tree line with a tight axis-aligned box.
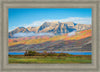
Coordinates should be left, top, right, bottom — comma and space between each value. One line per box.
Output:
24, 50, 72, 56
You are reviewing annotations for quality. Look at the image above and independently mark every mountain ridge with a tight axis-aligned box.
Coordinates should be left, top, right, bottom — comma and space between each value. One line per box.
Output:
8, 22, 91, 38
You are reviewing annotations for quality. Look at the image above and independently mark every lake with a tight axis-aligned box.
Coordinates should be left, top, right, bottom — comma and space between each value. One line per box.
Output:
8, 51, 92, 55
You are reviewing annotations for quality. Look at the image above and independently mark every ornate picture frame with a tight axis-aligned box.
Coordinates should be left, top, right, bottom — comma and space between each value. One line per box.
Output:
0, 0, 100, 72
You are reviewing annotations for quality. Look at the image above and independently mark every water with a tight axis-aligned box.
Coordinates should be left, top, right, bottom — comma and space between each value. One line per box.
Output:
8, 52, 25, 55
8, 51, 92, 55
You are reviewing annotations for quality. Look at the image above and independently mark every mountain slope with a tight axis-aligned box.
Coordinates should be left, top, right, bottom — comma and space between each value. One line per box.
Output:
8, 27, 30, 38
8, 29, 92, 51
38, 22, 76, 34
37, 21, 58, 33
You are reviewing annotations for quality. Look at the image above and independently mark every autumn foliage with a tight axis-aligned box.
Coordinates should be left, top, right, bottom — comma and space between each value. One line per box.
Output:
8, 29, 92, 46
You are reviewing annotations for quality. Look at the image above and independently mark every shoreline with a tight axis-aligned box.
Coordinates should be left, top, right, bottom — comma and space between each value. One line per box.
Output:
9, 51, 92, 52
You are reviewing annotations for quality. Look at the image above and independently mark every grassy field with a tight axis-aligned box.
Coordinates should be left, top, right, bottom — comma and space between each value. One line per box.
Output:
8, 55, 91, 64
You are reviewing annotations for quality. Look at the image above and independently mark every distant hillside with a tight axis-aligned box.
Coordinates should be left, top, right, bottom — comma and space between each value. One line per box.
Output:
8, 21, 91, 38
8, 29, 92, 51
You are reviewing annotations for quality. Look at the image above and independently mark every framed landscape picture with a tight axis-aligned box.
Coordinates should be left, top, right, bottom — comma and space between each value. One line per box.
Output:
0, 0, 100, 72
8, 8, 92, 64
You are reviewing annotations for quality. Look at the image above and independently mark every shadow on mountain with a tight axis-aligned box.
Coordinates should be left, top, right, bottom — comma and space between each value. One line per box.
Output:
68, 28, 76, 32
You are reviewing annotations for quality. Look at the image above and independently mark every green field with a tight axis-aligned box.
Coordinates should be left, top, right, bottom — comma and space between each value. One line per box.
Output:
8, 55, 91, 64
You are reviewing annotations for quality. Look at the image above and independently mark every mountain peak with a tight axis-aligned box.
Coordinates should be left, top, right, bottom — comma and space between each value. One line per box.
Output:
44, 21, 60, 24
27, 27, 36, 32
51, 21, 60, 23
62, 22, 74, 24
16, 27, 25, 29
27, 27, 35, 28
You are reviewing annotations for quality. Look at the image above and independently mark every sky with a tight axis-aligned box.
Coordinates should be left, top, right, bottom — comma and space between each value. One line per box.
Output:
8, 8, 92, 31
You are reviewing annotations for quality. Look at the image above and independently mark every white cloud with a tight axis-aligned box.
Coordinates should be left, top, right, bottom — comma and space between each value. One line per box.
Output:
25, 17, 91, 27
68, 30, 76, 36
58, 17, 91, 24
13, 32, 55, 37
8, 24, 27, 32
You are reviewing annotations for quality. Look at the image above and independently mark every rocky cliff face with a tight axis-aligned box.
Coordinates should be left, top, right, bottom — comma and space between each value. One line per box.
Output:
38, 22, 76, 34
74, 24, 91, 31
27, 27, 36, 32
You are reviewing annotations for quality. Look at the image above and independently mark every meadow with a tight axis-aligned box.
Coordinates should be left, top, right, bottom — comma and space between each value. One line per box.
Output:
8, 55, 91, 64
9, 51, 91, 64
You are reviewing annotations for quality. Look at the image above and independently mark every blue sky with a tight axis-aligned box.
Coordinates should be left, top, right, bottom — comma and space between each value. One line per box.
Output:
8, 8, 92, 31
